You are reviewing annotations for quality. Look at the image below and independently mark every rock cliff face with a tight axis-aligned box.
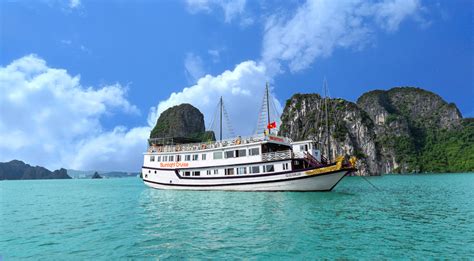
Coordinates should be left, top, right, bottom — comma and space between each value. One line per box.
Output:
279, 87, 473, 175
279, 94, 380, 176
0, 160, 71, 180
150, 103, 215, 141
356, 87, 463, 173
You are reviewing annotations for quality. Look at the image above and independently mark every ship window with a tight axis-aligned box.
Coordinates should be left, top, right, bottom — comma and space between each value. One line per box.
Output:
183, 171, 191, 176
213, 152, 223, 160
157, 156, 161, 162
176, 155, 181, 162
163, 156, 168, 162
150, 155, 155, 162
169, 155, 174, 162
206, 170, 211, 175
249, 148, 260, 156
236, 149, 246, 157
202, 154, 207, 160
250, 166, 260, 174
185, 155, 191, 161
283, 163, 289, 170
192, 171, 200, 176
213, 169, 219, 175
225, 168, 234, 175
192, 154, 199, 161
300, 145, 305, 151
264, 165, 275, 173
237, 167, 247, 175
225, 151, 235, 158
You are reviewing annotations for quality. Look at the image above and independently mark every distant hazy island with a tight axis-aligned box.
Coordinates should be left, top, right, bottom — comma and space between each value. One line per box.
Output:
0, 160, 139, 180
0, 160, 71, 180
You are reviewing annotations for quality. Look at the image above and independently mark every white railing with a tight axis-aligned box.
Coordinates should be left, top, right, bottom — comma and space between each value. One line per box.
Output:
293, 151, 305, 159
262, 150, 292, 161
147, 134, 293, 153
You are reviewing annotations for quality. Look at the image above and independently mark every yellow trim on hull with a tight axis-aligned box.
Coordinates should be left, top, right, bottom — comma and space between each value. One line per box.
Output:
305, 155, 357, 176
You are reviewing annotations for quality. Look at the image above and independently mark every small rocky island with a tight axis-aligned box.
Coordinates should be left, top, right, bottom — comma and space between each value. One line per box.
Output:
150, 103, 215, 142
0, 160, 71, 180
91, 172, 103, 179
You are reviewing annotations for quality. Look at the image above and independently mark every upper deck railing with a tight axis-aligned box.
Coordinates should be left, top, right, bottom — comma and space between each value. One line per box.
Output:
262, 150, 292, 161
147, 134, 293, 154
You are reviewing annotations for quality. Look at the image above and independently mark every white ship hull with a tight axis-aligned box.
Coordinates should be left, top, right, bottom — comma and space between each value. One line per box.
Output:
141, 168, 351, 192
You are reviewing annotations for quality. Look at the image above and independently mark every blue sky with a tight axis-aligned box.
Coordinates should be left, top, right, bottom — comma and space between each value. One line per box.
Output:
0, 0, 472, 171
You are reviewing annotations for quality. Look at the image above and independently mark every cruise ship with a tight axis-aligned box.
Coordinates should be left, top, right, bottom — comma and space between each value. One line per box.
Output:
141, 84, 356, 191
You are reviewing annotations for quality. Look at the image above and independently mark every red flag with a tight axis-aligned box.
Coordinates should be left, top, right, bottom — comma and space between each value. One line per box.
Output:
267, 121, 277, 129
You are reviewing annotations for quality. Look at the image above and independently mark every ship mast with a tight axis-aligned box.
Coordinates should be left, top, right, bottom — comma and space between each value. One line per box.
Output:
220, 96, 223, 141
323, 79, 331, 162
266, 82, 271, 132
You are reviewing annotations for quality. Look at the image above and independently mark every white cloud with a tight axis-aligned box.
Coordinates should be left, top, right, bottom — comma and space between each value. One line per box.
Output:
186, 0, 249, 24
208, 48, 223, 63
70, 126, 150, 172
148, 60, 282, 138
262, 0, 423, 74
0, 54, 146, 172
184, 52, 206, 83
69, 0, 81, 9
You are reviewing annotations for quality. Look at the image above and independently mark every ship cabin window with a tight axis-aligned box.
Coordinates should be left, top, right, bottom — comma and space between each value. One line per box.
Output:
249, 148, 260, 156
236, 149, 246, 157
225, 168, 234, 175
150, 155, 155, 162
176, 155, 181, 162
192, 154, 199, 161
299, 144, 309, 151
163, 156, 168, 162
213, 152, 223, 160
183, 171, 191, 176
225, 151, 235, 159
202, 154, 207, 160
157, 156, 161, 162
213, 169, 219, 175
185, 155, 191, 161
169, 155, 174, 162
250, 166, 260, 174
262, 143, 291, 153
264, 164, 275, 173
192, 171, 200, 176
206, 170, 211, 175
237, 167, 247, 175
283, 163, 289, 170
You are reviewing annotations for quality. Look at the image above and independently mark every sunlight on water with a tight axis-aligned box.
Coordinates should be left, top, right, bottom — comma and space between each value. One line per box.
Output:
1, 174, 473, 259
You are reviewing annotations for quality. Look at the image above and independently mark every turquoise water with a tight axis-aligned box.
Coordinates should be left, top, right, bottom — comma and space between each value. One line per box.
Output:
1, 174, 473, 259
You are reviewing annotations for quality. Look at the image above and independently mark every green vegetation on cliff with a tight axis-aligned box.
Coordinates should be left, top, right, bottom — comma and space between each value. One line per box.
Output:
280, 86, 473, 175
358, 87, 472, 173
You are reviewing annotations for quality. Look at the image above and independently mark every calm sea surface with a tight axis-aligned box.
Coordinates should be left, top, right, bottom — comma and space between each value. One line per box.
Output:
1, 174, 473, 259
